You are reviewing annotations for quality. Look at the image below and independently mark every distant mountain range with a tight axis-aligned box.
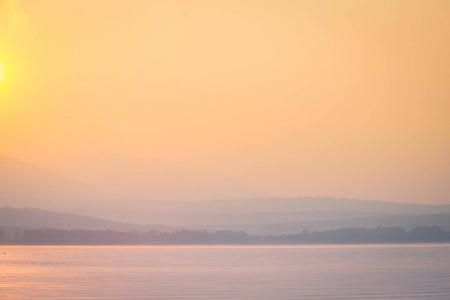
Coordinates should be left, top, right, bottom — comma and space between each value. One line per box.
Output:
0, 152, 262, 215
2, 152, 450, 235
0, 207, 174, 232
108, 197, 450, 226
188, 213, 450, 235
1, 206, 449, 237
0, 153, 103, 211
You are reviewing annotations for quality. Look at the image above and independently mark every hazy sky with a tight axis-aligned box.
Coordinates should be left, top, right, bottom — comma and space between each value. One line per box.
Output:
1, 0, 449, 204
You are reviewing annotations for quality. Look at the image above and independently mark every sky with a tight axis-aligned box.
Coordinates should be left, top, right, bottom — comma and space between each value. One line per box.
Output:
0, 0, 449, 205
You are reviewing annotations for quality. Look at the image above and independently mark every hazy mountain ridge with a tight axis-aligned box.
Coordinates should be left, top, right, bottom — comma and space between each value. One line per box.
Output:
205, 197, 450, 214
2, 152, 449, 229
0, 154, 102, 210
1, 206, 449, 237
114, 197, 450, 226
188, 214, 450, 235
0, 152, 263, 215
0, 207, 174, 232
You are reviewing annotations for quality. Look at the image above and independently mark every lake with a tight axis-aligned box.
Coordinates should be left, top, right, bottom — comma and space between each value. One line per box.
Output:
1, 244, 449, 299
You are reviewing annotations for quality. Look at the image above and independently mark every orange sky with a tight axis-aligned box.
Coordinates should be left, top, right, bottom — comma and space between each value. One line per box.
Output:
1, 0, 449, 204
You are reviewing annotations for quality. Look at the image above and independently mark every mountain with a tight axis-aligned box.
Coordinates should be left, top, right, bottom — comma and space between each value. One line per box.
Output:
0, 153, 102, 211
0, 207, 174, 232
79, 196, 450, 226
188, 214, 450, 235
200, 197, 450, 215
0, 152, 263, 218
2, 152, 449, 229
1, 206, 448, 237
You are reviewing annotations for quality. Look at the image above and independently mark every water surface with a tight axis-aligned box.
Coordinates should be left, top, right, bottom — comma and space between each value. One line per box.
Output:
1, 244, 449, 299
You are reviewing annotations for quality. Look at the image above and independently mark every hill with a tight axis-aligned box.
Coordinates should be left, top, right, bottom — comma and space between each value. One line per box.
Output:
0, 207, 174, 232
106, 197, 450, 226
2, 153, 449, 229
0, 154, 101, 211
0, 152, 263, 217
188, 213, 450, 235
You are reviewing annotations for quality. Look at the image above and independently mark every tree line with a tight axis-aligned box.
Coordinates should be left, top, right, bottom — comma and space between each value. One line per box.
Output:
1, 226, 449, 245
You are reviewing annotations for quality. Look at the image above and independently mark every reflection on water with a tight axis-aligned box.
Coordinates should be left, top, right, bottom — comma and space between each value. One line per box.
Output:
1, 244, 450, 299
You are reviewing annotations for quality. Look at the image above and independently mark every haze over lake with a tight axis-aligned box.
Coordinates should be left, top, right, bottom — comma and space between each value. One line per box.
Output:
1, 1, 449, 299
2, 244, 450, 299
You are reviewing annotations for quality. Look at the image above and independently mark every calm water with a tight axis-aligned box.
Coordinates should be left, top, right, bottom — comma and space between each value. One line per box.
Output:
1, 244, 449, 299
